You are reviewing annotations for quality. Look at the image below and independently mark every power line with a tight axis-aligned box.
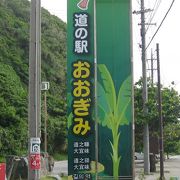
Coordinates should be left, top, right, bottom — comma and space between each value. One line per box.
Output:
136, 0, 140, 5
146, 0, 175, 50
145, 1, 153, 21
146, 0, 162, 33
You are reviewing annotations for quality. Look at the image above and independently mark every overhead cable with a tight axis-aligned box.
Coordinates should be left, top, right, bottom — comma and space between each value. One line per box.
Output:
146, 0, 162, 33
146, 0, 175, 51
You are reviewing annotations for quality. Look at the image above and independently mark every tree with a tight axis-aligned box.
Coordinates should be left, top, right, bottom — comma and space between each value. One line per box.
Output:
0, 0, 67, 157
164, 123, 180, 158
0, 63, 27, 155
134, 78, 180, 154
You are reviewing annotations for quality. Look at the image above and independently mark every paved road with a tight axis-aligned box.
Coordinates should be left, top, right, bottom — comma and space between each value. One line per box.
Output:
51, 160, 68, 177
135, 155, 180, 180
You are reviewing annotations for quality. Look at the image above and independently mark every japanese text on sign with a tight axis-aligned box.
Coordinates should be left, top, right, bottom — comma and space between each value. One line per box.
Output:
30, 154, 41, 170
74, 13, 89, 54
72, 60, 92, 136
68, 2, 94, 179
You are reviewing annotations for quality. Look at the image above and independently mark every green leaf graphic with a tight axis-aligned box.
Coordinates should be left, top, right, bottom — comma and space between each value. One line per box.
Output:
116, 75, 132, 125
98, 64, 116, 114
97, 64, 131, 178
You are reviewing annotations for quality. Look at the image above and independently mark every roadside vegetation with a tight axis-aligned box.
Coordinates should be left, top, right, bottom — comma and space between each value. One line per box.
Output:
40, 177, 57, 180
134, 78, 180, 156
53, 152, 67, 161
0, 0, 67, 159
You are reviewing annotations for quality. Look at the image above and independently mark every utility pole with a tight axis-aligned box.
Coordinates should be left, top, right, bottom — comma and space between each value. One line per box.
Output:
28, 0, 41, 179
147, 49, 156, 86
140, 0, 150, 174
133, 0, 151, 173
44, 91, 47, 153
156, 43, 164, 180
151, 49, 154, 85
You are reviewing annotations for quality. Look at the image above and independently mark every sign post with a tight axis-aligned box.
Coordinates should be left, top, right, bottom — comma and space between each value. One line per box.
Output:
41, 82, 50, 153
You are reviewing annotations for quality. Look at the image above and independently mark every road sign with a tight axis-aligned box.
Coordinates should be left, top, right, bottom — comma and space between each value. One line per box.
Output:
30, 137, 41, 154
0, 163, 6, 180
41, 82, 50, 91
30, 154, 41, 170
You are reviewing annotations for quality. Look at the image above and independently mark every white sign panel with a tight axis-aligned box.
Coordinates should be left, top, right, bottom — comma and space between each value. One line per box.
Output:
41, 82, 50, 91
30, 137, 41, 154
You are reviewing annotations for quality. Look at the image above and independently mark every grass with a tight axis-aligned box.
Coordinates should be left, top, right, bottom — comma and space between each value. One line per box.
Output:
0, 156, 5, 163
40, 177, 56, 180
61, 177, 68, 180
53, 153, 67, 161
170, 177, 180, 180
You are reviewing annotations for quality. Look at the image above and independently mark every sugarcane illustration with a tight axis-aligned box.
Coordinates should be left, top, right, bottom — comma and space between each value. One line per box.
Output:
98, 64, 131, 179
77, 0, 89, 10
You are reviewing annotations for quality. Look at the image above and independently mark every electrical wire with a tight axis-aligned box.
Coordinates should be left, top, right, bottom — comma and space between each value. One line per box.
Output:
146, 0, 175, 51
136, 0, 140, 5
146, 0, 162, 33
146, 0, 154, 20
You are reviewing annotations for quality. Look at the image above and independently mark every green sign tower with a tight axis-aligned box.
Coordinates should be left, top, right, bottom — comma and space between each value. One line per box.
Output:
67, 0, 133, 179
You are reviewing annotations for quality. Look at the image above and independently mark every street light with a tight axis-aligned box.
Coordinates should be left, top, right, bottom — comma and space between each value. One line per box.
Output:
41, 82, 50, 153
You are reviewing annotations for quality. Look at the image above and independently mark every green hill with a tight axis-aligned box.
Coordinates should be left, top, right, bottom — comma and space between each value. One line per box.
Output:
0, 0, 67, 156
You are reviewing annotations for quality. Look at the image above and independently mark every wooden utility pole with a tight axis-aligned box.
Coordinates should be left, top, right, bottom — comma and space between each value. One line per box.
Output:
41, 81, 50, 153
151, 49, 154, 85
44, 91, 47, 153
147, 49, 156, 86
28, 0, 41, 179
156, 43, 164, 180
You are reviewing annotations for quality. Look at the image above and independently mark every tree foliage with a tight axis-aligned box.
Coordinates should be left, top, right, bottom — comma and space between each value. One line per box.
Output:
134, 78, 180, 154
0, 0, 67, 156
164, 123, 180, 157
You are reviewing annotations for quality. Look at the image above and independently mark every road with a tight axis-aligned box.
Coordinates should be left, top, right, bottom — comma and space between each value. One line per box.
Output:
51, 160, 68, 177
135, 155, 180, 180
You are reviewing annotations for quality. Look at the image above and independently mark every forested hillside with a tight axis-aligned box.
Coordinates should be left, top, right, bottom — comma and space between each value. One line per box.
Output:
0, 0, 67, 156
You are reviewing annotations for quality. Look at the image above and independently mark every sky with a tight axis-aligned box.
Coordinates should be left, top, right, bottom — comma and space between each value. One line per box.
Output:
41, 0, 180, 92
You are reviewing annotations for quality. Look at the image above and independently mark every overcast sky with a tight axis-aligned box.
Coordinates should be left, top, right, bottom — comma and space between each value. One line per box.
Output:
41, 0, 180, 92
